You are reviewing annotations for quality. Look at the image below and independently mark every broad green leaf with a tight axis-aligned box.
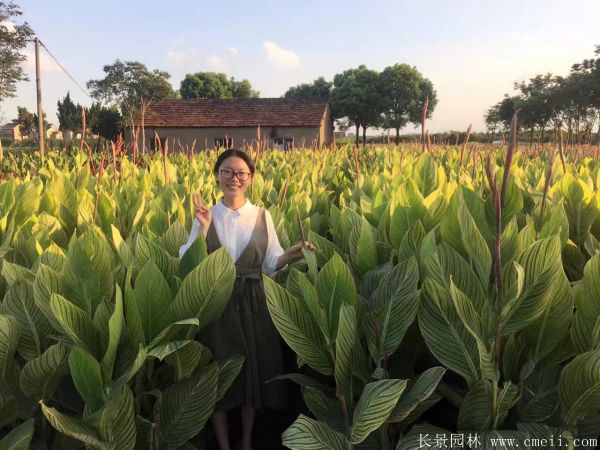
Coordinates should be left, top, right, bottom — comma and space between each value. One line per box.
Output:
159, 363, 218, 450
390, 366, 446, 422
0, 418, 34, 450
418, 278, 480, 385
349, 379, 407, 444
69, 346, 105, 413
50, 293, 103, 359
134, 260, 173, 342
282, 414, 347, 450
559, 350, 600, 426
316, 253, 357, 341
19, 343, 69, 401
170, 247, 235, 328
264, 277, 333, 375
335, 304, 356, 407
41, 403, 108, 449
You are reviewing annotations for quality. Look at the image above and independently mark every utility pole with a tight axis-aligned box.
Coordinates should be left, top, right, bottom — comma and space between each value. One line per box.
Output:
35, 37, 44, 157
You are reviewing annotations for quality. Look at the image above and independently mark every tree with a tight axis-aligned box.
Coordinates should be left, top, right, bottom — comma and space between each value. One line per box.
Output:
179, 72, 259, 99
379, 64, 423, 143
17, 105, 33, 137
284, 77, 332, 98
330, 65, 383, 146
407, 77, 438, 128
514, 74, 555, 145
231, 79, 259, 98
88, 103, 122, 141
87, 60, 176, 114
57, 92, 82, 133
0, 1, 34, 102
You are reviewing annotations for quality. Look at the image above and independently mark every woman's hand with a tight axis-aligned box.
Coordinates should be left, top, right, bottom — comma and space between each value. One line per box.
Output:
192, 192, 212, 233
286, 240, 317, 263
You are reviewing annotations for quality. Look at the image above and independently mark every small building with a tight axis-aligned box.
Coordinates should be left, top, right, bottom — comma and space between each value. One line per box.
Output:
0, 120, 27, 142
128, 97, 333, 151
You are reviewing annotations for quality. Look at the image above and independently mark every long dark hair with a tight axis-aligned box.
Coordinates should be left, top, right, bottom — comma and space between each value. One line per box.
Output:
213, 149, 256, 175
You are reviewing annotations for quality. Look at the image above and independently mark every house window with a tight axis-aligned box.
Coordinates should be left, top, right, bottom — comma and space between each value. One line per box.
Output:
273, 137, 293, 151
214, 137, 232, 149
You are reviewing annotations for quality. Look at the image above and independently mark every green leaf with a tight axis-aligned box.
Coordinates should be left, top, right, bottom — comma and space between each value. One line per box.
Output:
281, 414, 347, 450
216, 355, 245, 401
349, 217, 378, 276
365, 257, 419, 364
165, 340, 211, 381
418, 278, 480, 385
390, 367, 446, 422
0, 314, 20, 382
0, 418, 34, 450
87, 384, 136, 450
316, 253, 357, 341
134, 260, 173, 342
159, 363, 219, 450
170, 247, 235, 328
571, 254, 600, 353
69, 346, 105, 413
349, 379, 407, 444
101, 285, 124, 380
264, 277, 333, 375
41, 402, 108, 449
19, 343, 69, 401
178, 235, 207, 280
301, 387, 345, 432
63, 229, 114, 316
559, 350, 600, 426
50, 293, 103, 359
2, 279, 51, 361
449, 281, 498, 381
335, 304, 356, 407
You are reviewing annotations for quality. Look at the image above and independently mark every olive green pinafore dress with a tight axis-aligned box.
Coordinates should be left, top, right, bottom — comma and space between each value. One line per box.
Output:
203, 207, 286, 412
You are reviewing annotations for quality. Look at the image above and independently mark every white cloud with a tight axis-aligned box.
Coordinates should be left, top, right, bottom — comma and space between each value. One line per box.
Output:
21, 50, 61, 74
167, 44, 239, 72
207, 47, 239, 71
263, 41, 300, 68
167, 47, 200, 68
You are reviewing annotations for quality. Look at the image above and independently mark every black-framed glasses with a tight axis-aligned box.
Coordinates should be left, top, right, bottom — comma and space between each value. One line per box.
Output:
220, 169, 251, 181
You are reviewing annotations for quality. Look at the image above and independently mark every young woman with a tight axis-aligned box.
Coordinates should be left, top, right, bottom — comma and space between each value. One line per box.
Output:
179, 149, 315, 450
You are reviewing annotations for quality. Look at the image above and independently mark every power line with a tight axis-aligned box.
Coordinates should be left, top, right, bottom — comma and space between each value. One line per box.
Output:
37, 38, 92, 100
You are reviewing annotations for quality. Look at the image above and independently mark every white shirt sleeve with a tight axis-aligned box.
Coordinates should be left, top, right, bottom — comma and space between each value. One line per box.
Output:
179, 219, 201, 260
262, 209, 286, 276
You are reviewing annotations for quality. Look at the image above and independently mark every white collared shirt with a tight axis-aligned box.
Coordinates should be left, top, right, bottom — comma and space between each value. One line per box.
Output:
178, 198, 286, 276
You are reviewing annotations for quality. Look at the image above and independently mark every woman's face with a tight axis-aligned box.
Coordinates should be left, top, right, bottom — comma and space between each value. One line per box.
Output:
216, 156, 252, 196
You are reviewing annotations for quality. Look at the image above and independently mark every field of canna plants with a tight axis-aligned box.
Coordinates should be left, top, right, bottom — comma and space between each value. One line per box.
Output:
0, 133, 599, 449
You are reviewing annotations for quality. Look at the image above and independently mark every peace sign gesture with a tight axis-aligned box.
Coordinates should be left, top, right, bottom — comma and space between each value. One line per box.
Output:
192, 192, 212, 232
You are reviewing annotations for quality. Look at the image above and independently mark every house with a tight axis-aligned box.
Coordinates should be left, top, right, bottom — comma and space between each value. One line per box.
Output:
128, 97, 333, 151
0, 120, 27, 142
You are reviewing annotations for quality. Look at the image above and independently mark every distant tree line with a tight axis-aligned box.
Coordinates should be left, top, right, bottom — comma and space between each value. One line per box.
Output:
10, 44, 435, 148
485, 45, 600, 146
66, 60, 436, 147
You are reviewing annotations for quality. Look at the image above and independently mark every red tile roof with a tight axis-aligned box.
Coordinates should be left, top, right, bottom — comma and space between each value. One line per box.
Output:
134, 98, 329, 128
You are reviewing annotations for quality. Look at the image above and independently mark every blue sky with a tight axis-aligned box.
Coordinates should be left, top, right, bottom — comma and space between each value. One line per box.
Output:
2, 0, 599, 132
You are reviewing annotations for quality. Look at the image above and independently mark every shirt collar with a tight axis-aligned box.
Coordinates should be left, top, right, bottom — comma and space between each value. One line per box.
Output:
217, 198, 252, 217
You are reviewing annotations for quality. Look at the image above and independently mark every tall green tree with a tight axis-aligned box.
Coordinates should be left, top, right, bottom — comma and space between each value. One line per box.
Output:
379, 64, 423, 144
231, 79, 259, 98
284, 77, 332, 98
179, 72, 259, 99
407, 77, 438, 128
87, 60, 176, 115
0, 1, 34, 102
88, 102, 122, 141
330, 65, 383, 146
57, 92, 82, 133
16, 105, 33, 137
